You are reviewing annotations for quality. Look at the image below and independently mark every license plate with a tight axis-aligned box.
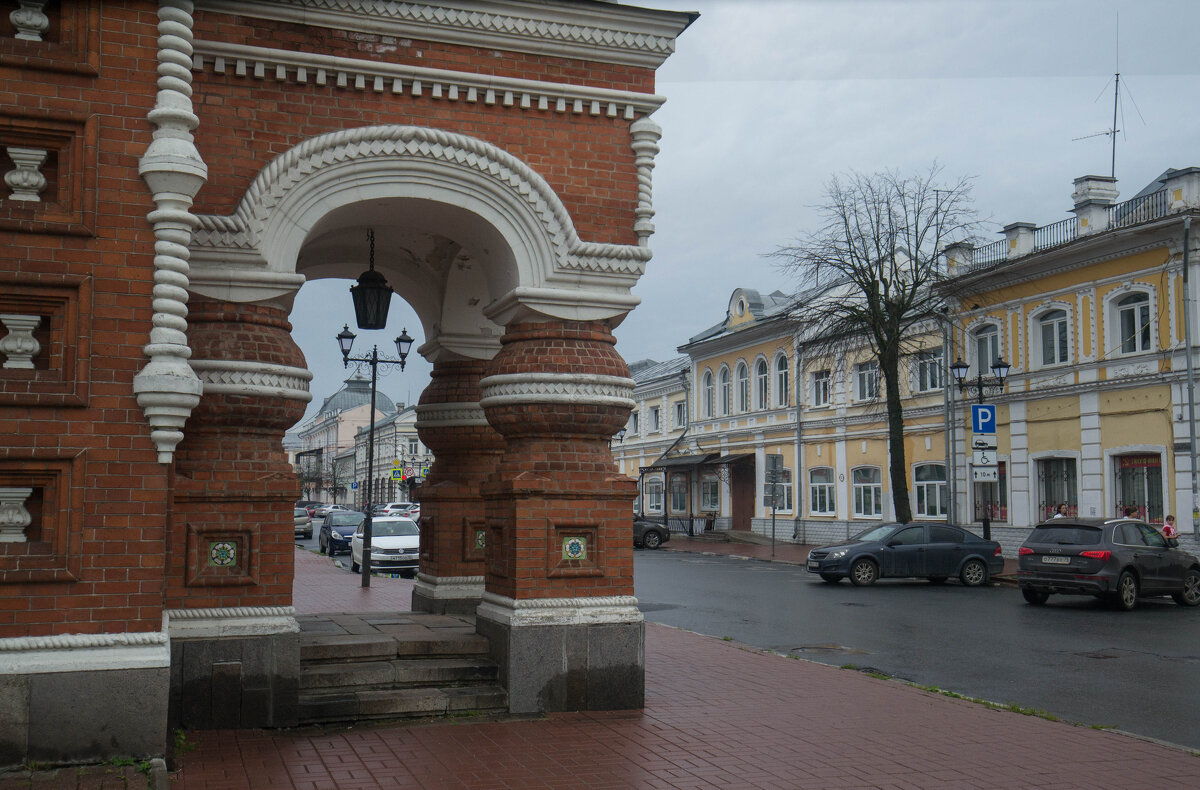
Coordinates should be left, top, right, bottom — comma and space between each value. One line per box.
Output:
807, 561, 820, 569
1041, 555, 1070, 565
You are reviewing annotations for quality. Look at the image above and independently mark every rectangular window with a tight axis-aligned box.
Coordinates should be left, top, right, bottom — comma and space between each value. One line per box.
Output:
852, 467, 882, 517
856, 361, 879, 401
650, 406, 660, 431
674, 401, 686, 428
916, 349, 943, 392
809, 468, 835, 515
669, 474, 688, 513
914, 464, 948, 518
1036, 458, 1076, 521
700, 474, 719, 511
812, 370, 830, 407
645, 479, 663, 514
1040, 311, 1069, 365
630, 412, 639, 434
408, 438, 419, 455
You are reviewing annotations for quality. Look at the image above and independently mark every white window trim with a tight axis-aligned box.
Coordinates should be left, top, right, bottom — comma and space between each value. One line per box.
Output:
775, 353, 790, 408
811, 369, 831, 408
851, 465, 883, 518
735, 361, 750, 413
1025, 301, 1074, 371
808, 466, 836, 516
1105, 286, 1157, 359
967, 320, 1004, 377
718, 365, 732, 416
912, 462, 948, 519
915, 348, 944, 393
702, 369, 715, 419
754, 356, 769, 411
854, 361, 879, 402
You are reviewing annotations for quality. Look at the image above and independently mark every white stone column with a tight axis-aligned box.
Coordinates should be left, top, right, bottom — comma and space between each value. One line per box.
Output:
0, 314, 40, 369
0, 487, 33, 542
1008, 401, 1030, 527
1079, 392, 1104, 518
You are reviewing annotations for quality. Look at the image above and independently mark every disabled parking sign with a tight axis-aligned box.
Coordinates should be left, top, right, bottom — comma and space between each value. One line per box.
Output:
971, 404, 996, 434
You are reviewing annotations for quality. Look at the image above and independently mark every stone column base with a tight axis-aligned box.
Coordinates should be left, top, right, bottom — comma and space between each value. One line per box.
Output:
166, 607, 300, 729
475, 593, 644, 714
411, 574, 485, 616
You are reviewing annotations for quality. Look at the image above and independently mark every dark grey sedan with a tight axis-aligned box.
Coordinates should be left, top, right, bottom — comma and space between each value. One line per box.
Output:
806, 522, 1004, 586
634, 519, 670, 550
1017, 519, 1200, 610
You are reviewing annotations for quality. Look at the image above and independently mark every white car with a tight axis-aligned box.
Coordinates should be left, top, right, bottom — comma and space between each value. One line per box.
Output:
376, 501, 420, 520
314, 503, 349, 518
349, 516, 420, 577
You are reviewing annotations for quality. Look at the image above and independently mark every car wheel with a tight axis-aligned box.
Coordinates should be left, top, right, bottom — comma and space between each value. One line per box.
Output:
819, 573, 842, 584
849, 558, 877, 587
319, 535, 327, 553
1112, 570, 1138, 611
642, 530, 663, 550
350, 559, 360, 573
1021, 588, 1049, 606
959, 559, 987, 587
1172, 568, 1200, 606
928, 576, 948, 585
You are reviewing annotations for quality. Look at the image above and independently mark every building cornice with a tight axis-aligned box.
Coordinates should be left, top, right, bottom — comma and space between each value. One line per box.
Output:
196, 0, 695, 69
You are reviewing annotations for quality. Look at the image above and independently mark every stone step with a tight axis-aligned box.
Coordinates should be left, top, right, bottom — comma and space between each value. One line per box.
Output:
299, 631, 491, 664
299, 684, 508, 724
300, 657, 499, 691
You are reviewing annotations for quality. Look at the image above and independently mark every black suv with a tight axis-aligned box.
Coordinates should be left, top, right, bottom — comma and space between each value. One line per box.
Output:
1017, 518, 1200, 610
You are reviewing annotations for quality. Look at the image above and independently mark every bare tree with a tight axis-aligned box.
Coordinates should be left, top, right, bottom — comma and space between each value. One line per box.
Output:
772, 165, 977, 523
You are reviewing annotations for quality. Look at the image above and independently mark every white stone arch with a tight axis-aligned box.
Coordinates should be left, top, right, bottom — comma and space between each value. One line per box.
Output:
751, 353, 770, 410
962, 317, 1006, 373
1024, 298, 1075, 372
1101, 281, 1159, 361
188, 125, 651, 343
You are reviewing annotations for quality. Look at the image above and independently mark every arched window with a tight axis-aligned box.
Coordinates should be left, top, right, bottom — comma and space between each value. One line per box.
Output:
755, 359, 769, 410
972, 325, 1000, 374
1039, 309, 1068, 365
914, 463, 948, 517
736, 362, 749, 412
719, 368, 731, 416
1117, 292, 1151, 354
852, 467, 882, 517
702, 371, 714, 418
776, 355, 790, 407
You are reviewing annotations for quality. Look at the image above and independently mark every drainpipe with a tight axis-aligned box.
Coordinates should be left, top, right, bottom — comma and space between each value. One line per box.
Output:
1182, 216, 1199, 538
793, 338, 804, 542
943, 310, 958, 523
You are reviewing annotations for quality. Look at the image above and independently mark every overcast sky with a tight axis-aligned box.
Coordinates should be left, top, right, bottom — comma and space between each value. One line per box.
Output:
288, 0, 1200, 428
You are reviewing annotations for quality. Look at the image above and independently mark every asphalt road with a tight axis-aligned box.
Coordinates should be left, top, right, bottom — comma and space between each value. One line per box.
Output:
634, 549, 1200, 750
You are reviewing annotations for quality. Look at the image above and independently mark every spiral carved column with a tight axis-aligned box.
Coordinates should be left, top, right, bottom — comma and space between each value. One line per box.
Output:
475, 320, 641, 713
411, 359, 504, 615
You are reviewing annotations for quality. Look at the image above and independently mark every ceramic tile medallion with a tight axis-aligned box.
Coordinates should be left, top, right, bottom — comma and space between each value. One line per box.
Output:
562, 535, 587, 561
208, 540, 237, 567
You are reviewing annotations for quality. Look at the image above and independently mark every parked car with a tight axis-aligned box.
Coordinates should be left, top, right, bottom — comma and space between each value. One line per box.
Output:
314, 503, 350, 518
376, 502, 420, 520
1017, 518, 1200, 610
634, 519, 670, 550
319, 511, 365, 555
349, 516, 420, 576
296, 500, 322, 518
294, 507, 313, 540
806, 522, 1003, 586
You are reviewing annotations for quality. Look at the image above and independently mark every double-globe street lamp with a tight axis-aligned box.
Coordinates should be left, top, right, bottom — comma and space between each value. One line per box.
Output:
948, 355, 1010, 540
336, 228, 414, 587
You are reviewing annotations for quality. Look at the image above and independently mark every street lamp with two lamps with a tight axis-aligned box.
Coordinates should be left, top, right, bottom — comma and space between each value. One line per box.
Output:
948, 354, 1010, 539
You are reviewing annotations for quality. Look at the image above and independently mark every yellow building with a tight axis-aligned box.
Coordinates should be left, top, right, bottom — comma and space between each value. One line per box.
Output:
616, 167, 1200, 555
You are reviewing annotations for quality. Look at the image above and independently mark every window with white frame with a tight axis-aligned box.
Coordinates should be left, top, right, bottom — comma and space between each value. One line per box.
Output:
702, 371, 714, 418
756, 359, 769, 409
809, 467, 835, 514
669, 474, 688, 512
650, 406, 660, 431
645, 478, 663, 513
812, 369, 831, 407
770, 467, 793, 511
914, 463, 948, 517
630, 412, 639, 434
674, 400, 686, 428
700, 473, 719, 511
1039, 309, 1069, 365
719, 368, 731, 415
736, 362, 749, 412
973, 325, 1000, 374
852, 466, 882, 517
776, 355, 790, 407
916, 348, 943, 392
855, 361, 879, 401
1117, 292, 1151, 354
408, 438, 419, 454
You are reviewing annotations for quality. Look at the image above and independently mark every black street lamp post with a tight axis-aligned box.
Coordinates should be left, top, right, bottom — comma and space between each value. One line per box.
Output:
949, 355, 1010, 540
338, 324, 413, 587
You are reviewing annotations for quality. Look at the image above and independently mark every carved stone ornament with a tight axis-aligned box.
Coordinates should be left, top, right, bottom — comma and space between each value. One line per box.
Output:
10, 1, 50, 42
4, 147, 48, 201
0, 487, 33, 543
0, 313, 41, 369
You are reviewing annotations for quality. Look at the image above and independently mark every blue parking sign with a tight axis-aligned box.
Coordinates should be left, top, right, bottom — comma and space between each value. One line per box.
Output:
971, 404, 996, 434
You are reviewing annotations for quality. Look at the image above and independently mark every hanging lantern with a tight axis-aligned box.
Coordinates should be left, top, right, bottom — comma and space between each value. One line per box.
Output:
350, 229, 393, 330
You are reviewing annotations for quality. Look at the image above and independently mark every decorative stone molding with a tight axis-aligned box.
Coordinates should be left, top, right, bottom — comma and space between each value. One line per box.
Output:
165, 605, 299, 638
0, 487, 33, 543
0, 313, 41, 369
0, 629, 170, 674
479, 372, 635, 409
191, 125, 652, 281
414, 401, 488, 429
412, 573, 485, 598
135, 0, 208, 464
4, 146, 48, 201
198, 0, 687, 68
477, 591, 642, 627
190, 359, 313, 403
630, 117, 661, 246
192, 42, 665, 120
10, 0, 50, 42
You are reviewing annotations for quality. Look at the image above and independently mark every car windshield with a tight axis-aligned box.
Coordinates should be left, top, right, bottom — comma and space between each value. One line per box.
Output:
331, 513, 365, 526
1028, 525, 1102, 545
372, 520, 419, 537
851, 524, 900, 543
